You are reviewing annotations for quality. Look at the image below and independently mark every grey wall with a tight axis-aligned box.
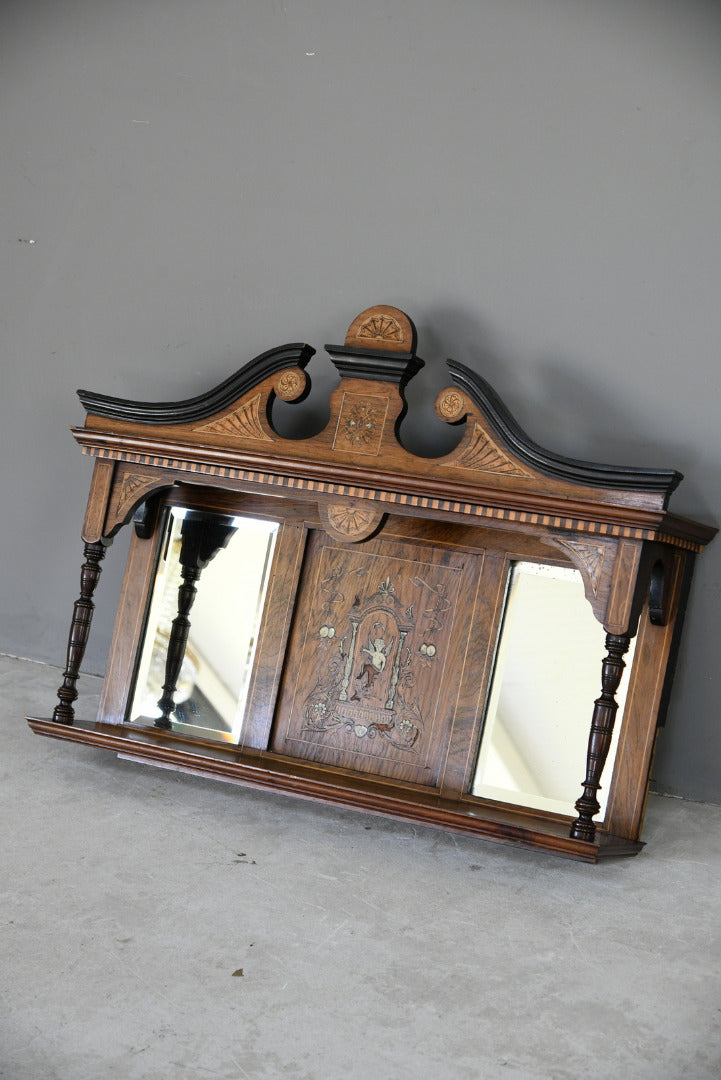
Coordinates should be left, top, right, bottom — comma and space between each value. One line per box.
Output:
2, 0, 719, 800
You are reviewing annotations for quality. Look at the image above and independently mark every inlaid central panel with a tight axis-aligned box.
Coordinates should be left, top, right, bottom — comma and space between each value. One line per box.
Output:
270, 531, 484, 787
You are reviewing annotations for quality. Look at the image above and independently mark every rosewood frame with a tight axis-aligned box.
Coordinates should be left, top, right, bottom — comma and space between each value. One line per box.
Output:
27, 305, 715, 862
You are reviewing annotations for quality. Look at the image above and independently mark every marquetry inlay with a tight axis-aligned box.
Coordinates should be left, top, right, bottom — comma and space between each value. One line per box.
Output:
332, 393, 388, 456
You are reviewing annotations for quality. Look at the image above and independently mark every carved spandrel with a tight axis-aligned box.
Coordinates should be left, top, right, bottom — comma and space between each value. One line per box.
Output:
103, 467, 175, 538
543, 536, 617, 624
115, 472, 164, 518
553, 539, 606, 595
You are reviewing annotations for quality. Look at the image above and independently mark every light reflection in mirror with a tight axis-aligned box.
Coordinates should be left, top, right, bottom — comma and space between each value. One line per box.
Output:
128, 508, 278, 743
472, 560, 635, 818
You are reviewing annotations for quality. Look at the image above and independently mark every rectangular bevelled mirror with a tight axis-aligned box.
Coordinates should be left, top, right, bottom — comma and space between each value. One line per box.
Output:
472, 560, 635, 818
127, 507, 279, 743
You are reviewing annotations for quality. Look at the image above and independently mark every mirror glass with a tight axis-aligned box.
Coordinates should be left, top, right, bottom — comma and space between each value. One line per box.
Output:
472, 560, 634, 818
128, 507, 278, 743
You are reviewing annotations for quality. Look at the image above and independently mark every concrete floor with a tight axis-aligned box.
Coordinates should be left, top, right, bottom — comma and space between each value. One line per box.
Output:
3, 654, 721, 1080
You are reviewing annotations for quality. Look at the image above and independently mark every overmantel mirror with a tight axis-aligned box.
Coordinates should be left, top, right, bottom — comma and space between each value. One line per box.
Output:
28, 305, 715, 862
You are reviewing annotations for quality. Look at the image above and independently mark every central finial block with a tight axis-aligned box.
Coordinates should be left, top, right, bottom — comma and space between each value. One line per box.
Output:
344, 305, 417, 354
326, 304, 422, 386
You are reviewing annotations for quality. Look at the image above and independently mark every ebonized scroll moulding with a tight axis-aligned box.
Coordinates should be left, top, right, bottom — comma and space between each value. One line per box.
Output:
28, 305, 715, 862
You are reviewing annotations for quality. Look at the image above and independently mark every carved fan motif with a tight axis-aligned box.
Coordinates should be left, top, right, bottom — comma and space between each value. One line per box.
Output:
116, 473, 160, 515
320, 503, 384, 542
194, 394, 271, 441
117, 470, 157, 507
357, 314, 403, 344
343, 305, 415, 353
452, 423, 531, 477
553, 539, 607, 596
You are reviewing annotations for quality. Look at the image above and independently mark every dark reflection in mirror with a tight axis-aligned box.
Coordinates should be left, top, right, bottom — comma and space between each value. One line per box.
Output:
472, 560, 634, 818
128, 507, 278, 743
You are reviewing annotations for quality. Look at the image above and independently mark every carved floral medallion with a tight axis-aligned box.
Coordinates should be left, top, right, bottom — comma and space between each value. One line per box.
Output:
437, 389, 466, 422
275, 369, 306, 401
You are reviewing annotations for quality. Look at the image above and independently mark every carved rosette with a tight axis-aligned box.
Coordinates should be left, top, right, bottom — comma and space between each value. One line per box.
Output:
319, 502, 384, 542
274, 368, 307, 402
193, 393, 272, 441
436, 389, 467, 423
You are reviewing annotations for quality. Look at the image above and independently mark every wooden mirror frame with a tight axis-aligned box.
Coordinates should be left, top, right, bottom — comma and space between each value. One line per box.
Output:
27, 305, 716, 862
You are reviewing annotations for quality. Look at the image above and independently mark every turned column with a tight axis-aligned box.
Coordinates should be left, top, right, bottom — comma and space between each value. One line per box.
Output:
155, 512, 237, 729
570, 632, 631, 842
53, 541, 108, 724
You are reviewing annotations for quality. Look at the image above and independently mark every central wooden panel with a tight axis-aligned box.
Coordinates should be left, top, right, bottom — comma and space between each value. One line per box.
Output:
270, 531, 483, 787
